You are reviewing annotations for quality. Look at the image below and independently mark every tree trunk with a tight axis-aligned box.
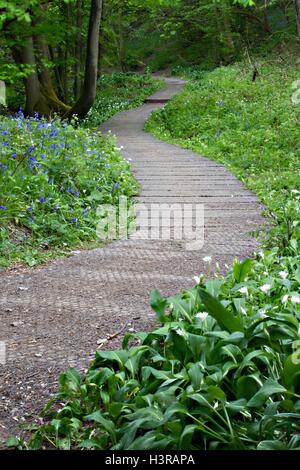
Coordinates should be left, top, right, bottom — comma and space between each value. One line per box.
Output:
295, 0, 300, 40
12, 37, 50, 116
36, 37, 71, 113
117, 8, 126, 72
68, 0, 103, 118
74, 0, 83, 99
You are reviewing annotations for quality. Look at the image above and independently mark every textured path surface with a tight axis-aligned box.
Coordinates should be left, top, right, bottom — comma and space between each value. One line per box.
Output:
0, 78, 264, 445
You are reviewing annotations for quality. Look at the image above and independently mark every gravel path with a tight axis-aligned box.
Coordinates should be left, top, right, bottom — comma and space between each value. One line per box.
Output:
0, 78, 264, 446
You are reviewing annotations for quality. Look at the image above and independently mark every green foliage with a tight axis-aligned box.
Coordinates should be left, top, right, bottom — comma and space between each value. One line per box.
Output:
82, 72, 164, 128
12, 249, 300, 450
146, 54, 300, 252
0, 111, 137, 267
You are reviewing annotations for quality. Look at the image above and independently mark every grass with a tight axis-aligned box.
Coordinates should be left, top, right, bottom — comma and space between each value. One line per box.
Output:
146, 54, 300, 252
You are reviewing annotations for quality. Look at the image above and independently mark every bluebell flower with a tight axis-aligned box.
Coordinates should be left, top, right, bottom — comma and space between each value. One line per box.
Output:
72, 217, 77, 224
1, 131, 8, 136
75, 190, 80, 197
112, 183, 120, 190
55, 204, 60, 209
39, 197, 45, 203
40, 153, 45, 159
47, 178, 53, 184
29, 156, 36, 163
83, 208, 89, 217
12, 153, 16, 159
27, 207, 33, 212
3, 141, 9, 147
0, 205, 7, 210
34, 111, 39, 119
68, 187, 73, 194
51, 143, 58, 150
219, 100, 223, 107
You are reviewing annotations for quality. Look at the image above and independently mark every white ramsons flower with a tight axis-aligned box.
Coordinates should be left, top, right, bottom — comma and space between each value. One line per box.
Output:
196, 312, 209, 321
240, 307, 247, 316
282, 294, 289, 304
260, 284, 272, 294
239, 287, 248, 296
194, 276, 201, 284
202, 256, 212, 263
279, 271, 288, 279
291, 295, 300, 305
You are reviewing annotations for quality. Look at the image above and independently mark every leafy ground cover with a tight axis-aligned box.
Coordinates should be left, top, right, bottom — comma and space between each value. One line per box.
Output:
0, 111, 137, 268
82, 72, 164, 128
146, 55, 300, 252
9, 56, 300, 450
0, 73, 162, 268
9, 252, 300, 450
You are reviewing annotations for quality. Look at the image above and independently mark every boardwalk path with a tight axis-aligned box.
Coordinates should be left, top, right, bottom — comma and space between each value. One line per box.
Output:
0, 78, 263, 444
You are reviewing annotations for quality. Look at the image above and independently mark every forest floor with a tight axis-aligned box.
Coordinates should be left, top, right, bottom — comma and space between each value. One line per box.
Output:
0, 78, 264, 446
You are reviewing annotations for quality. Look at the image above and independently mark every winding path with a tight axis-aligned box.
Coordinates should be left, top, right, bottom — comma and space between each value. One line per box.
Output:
0, 78, 264, 444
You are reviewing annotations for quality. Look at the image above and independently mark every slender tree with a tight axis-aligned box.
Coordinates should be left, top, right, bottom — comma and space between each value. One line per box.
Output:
68, 0, 103, 118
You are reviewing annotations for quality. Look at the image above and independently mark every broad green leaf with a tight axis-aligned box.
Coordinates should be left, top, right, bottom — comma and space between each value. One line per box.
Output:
236, 376, 260, 400
188, 363, 203, 388
233, 259, 254, 283
150, 289, 168, 322
257, 441, 288, 450
84, 411, 117, 445
283, 354, 300, 389
247, 378, 286, 408
198, 288, 244, 333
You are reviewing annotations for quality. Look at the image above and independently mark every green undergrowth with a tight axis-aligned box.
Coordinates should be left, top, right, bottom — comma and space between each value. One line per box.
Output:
0, 112, 137, 268
8, 57, 300, 450
82, 72, 164, 128
147, 55, 300, 252
10, 251, 300, 450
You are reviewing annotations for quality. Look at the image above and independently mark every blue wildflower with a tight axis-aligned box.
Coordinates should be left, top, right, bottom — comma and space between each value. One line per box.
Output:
51, 143, 58, 150
29, 156, 36, 162
112, 183, 120, 190
219, 100, 223, 107
55, 204, 60, 209
72, 217, 77, 224
12, 153, 16, 159
83, 208, 89, 217
0, 205, 7, 210
68, 187, 73, 194
40, 153, 45, 159
75, 190, 80, 197
39, 197, 45, 203
27, 207, 33, 212
1, 131, 8, 136
47, 178, 53, 184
